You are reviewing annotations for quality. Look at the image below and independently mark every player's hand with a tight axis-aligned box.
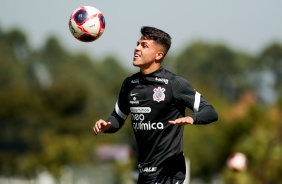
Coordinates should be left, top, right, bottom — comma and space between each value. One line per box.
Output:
168, 116, 194, 125
93, 119, 111, 136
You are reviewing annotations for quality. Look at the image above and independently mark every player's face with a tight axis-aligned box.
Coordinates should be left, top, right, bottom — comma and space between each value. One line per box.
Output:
133, 37, 164, 73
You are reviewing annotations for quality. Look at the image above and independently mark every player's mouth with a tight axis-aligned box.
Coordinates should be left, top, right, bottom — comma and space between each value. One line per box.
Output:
133, 53, 141, 59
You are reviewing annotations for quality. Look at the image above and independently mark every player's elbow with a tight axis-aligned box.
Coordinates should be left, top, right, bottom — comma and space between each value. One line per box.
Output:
209, 107, 218, 123
212, 110, 218, 122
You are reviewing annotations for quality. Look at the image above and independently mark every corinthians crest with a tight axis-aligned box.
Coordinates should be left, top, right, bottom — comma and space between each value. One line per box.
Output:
153, 87, 166, 102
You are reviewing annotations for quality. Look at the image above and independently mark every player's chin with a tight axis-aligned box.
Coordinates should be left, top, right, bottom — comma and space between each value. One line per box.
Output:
132, 60, 140, 67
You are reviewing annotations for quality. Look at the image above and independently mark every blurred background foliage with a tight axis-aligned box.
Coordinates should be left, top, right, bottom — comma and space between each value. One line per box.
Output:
1, 27, 282, 184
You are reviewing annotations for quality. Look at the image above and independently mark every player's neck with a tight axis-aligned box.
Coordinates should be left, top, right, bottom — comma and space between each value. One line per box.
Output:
140, 64, 161, 75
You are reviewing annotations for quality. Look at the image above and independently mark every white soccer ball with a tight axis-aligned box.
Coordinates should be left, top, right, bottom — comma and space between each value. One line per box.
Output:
227, 152, 247, 171
69, 6, 106, 42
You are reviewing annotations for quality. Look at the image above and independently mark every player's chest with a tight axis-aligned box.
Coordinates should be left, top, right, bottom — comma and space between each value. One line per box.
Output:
127, 83, 173, 107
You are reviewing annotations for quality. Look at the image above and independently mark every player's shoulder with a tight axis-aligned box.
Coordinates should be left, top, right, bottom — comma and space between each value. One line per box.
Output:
162, 70, 195, 92
160, 68, 175, 78
161, 68, 188, 85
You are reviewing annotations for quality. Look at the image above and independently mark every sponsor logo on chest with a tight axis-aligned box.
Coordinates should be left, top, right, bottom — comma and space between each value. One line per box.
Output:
130, 96, 139, 104
133, 121, 164, 131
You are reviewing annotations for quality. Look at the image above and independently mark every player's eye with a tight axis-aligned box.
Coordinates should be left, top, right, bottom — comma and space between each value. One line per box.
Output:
141, 43, 148, 48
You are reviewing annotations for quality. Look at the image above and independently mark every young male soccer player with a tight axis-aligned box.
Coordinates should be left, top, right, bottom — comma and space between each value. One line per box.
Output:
93, 26, 218, 184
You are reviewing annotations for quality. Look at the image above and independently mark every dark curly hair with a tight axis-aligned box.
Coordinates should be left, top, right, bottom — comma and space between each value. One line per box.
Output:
140, 26, 171, 55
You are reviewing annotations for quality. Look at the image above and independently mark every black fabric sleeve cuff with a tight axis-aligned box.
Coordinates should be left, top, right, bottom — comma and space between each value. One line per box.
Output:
103, 111, 126, 133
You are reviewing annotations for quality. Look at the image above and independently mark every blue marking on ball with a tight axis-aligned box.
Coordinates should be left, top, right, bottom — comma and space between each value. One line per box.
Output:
74, 9, 88, 24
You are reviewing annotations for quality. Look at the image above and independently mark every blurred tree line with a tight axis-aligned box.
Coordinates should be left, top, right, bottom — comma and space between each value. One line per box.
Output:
0, 27, 282, 183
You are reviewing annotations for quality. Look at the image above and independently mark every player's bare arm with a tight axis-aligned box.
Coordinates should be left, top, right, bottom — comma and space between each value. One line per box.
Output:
93, 119, 111, 136
168, 116, 194, 125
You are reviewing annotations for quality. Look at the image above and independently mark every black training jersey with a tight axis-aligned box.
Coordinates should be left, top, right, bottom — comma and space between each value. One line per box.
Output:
105, 67, 218, 181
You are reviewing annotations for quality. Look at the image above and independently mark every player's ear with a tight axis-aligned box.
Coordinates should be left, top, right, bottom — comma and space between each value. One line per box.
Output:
156, 51, 164, 61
